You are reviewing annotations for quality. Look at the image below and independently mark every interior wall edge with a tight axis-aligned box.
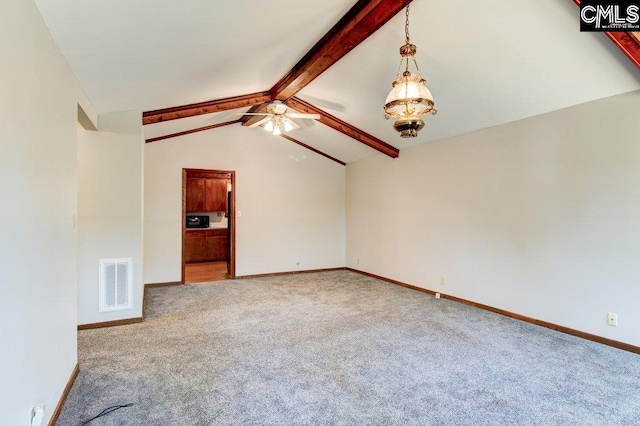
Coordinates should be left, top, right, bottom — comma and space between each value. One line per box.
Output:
346, 268, 640, 355
47, 364, 80, 426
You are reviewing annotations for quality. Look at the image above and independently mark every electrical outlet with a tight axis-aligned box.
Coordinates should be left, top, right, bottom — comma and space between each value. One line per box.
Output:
296, 259, 300, 265
440, 277, 445, 285
435, 293, 441, 299
607, 312, 618, 326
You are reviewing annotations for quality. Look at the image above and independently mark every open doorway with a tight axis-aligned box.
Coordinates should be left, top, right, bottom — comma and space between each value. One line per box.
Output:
181, 168, 236, 283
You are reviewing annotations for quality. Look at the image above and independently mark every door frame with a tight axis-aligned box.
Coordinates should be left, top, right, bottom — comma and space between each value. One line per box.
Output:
181, 168, 236, 283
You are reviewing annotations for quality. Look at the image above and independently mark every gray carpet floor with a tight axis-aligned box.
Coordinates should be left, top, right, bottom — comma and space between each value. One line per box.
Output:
57, 270, 640, 425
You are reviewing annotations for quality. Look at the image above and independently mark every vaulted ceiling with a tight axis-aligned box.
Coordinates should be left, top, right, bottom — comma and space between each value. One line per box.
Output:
35, 0, 640, 164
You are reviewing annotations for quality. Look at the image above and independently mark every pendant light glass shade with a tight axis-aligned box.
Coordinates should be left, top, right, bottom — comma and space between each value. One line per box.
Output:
384, 73, 434, 117
384, 5, 437, 138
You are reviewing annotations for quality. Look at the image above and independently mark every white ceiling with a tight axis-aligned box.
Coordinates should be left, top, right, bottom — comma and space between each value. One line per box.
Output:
35, 0, 640, 164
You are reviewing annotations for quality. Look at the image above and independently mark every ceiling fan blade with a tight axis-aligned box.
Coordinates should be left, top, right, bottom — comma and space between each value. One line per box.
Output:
300, 118, 316, 129
298, 95, 347, 112
248, 116, 272, 128
287, 113, 321, 120
237, 112, 271, 116
287, 119, 300, 130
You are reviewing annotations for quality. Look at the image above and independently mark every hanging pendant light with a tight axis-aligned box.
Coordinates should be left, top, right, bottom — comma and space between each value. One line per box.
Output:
384, 3, 437, 138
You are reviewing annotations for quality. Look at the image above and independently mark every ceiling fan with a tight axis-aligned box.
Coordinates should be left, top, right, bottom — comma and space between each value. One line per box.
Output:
238, 100, 321, 135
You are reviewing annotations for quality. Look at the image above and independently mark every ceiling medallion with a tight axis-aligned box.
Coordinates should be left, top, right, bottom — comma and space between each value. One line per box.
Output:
384, 3, 437, 138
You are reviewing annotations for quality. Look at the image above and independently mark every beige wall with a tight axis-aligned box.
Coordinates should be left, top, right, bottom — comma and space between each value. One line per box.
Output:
347, 90, 640, 347
144, 125, 346, 283
0, 0, 81, 423
77, 110, 144, 325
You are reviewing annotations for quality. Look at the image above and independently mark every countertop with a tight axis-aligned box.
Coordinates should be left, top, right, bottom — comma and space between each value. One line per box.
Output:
186, 225, 228, 231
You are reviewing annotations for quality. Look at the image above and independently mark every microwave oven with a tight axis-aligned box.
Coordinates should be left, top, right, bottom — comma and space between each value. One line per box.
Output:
186, 215, 210, 228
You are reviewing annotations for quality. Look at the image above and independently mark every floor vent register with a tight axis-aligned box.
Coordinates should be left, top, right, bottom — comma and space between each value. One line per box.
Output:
99, 258, 133, 312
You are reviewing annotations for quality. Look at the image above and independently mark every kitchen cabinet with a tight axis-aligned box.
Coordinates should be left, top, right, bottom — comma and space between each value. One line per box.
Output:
185, 229, 228, 263
185, 232, 207, 263
186, 177, 205, 212
206, 231, 228, 261
185, 176, 228, 213
204, 178, 227, 212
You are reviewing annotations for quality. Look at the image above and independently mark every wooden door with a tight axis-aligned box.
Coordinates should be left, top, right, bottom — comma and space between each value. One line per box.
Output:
204, 178, 227, 212
186, 178, 205, 212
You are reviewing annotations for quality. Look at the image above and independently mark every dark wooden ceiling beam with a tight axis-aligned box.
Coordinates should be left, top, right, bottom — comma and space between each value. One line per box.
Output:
571, 0, 640, 69
280, 134, 346, 166
143, 92, 271, 125
608, 33, 640, 68
269, 0, 411, 101
145, 120, 240, 143
285, 97, 399, 158
141, 1, 406, 158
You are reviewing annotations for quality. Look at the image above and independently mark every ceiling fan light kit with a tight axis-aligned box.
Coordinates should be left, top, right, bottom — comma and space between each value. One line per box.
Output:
239, 100, 319, 136
384, 3, 437, 138
263, 115, 293, 136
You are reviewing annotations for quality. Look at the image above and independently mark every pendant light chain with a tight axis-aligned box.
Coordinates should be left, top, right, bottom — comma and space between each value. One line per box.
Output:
404, 4, 411, 74
403, 3, 410, 115
405, 4, 411, 44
